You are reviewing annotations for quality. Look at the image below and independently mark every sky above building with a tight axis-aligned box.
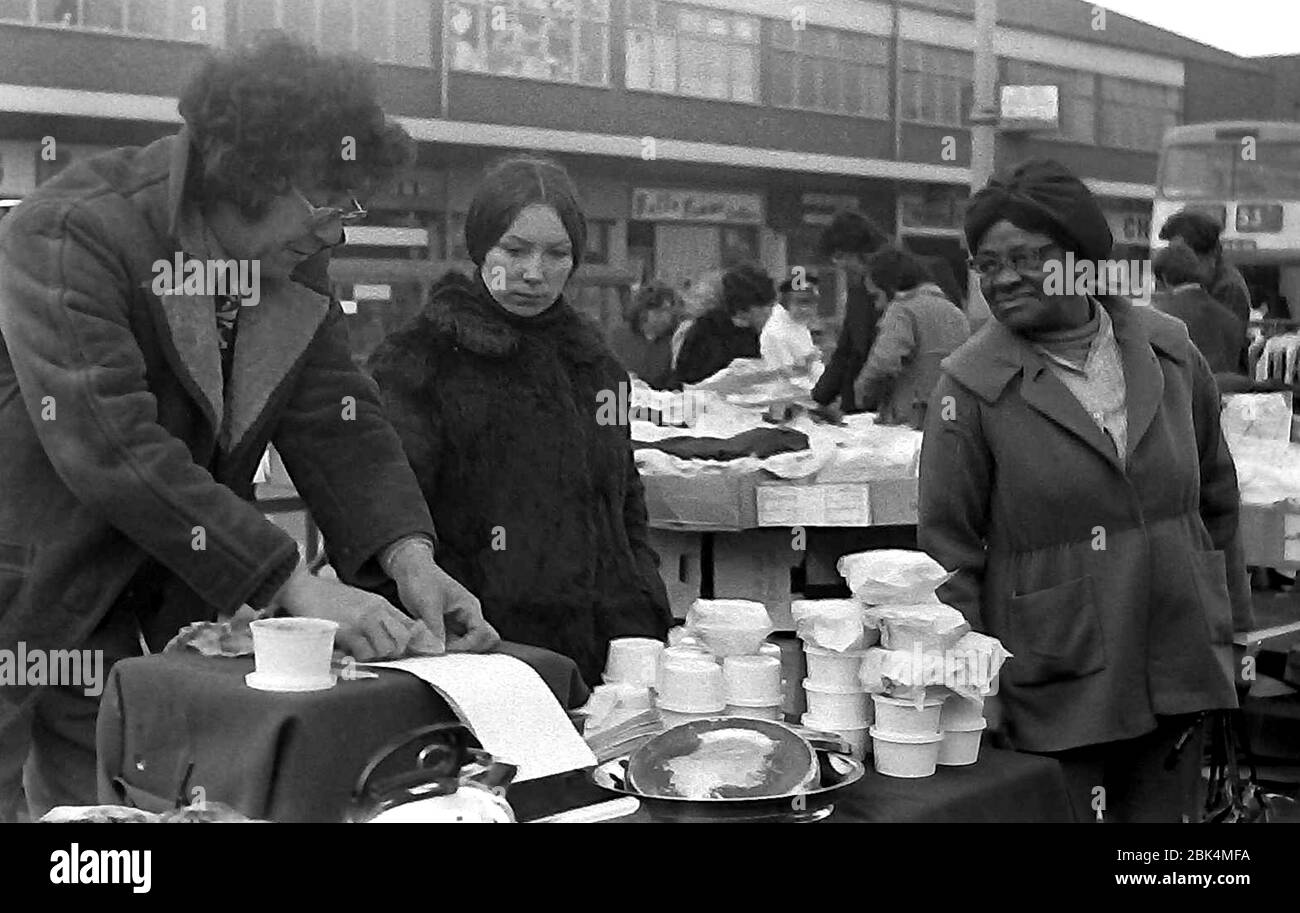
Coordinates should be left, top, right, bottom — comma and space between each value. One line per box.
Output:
1097, 0, 1300, 57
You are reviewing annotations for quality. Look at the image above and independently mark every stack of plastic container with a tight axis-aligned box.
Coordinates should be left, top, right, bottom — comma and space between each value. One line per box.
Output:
792, 599, 877, 760
656, 599, 783, 727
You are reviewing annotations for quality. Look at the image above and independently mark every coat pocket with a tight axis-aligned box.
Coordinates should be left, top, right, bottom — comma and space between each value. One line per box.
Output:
1190, 550, 1234, 645
1008, 575, 1106, 684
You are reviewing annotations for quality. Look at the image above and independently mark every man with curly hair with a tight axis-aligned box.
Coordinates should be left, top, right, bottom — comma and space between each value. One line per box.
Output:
0, 34, 498, 821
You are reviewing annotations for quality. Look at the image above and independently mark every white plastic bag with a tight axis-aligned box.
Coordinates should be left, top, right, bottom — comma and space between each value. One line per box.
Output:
837, 550, 954, 604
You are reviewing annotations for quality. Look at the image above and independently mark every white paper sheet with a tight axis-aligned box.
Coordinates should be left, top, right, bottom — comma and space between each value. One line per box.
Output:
366, 654, 596, 782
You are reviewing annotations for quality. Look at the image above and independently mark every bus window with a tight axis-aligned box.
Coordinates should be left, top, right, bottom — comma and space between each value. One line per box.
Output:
1159, 144, 1233, 199
1234, 143, 1300, 198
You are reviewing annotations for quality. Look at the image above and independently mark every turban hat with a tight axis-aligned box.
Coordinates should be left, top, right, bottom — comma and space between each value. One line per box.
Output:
964, 158, 1113, 263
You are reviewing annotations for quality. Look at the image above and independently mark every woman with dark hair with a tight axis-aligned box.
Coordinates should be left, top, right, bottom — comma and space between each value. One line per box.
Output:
609, 282, 679, 389
919, 158, 1254, 823
368, 155, 672, 683
672, 262, 775, 385
853, 246, 969, 429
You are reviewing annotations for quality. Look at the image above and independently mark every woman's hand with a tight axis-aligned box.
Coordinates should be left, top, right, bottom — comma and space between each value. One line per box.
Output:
390, 551, 501, 654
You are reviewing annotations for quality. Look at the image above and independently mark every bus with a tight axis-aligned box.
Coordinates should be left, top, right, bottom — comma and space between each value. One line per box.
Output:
1152, 121, 1300, 319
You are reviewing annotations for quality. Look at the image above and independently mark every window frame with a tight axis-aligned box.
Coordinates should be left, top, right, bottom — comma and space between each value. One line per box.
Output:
624, 0, 760, 105
898, 41, 974, 129
767, 19, 890, 121
446, 0, 611, 88
1098, 74, 1181, 153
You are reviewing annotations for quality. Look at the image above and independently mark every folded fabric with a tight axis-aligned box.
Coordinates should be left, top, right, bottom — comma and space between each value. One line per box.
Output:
634, 427, 810, 461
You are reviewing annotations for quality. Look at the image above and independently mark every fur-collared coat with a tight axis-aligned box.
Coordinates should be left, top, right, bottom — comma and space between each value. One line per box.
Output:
368, 276, 672, 683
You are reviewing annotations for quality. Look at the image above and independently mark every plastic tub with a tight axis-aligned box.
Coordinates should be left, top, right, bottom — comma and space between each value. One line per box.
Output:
722, 654, 783, 706
250, 618, 338, 686
657, 660, 725, 714
872, 694, 943, 735
694, 623, 770, 657
603, 637, 664, 689
939, 695, 985, 730
803, 645, 868, 691
801, 713, 869, 761
938, 720, 987, 766
870, 727, 943, 778
725, 704, 783, 721
802, 680, 871, 727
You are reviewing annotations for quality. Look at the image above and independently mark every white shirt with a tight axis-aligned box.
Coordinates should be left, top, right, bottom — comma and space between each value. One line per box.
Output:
760, 304, 820, 372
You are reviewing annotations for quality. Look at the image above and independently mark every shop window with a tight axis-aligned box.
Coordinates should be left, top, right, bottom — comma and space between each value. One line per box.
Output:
1099, 76, 1181, 152
626, 1, 758, 103
899, 42, 973, 128
770, 23, 889, 120
1002, 59, 1096, 144
720, 225, 758, 267
584, 218, 612, 265
447, 0, 610, 87
898, 185, 967, 232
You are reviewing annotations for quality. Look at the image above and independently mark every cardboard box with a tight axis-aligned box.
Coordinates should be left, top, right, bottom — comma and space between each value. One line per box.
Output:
754, 478, 919, 528
645, 528, 704, 621
1240, 501, 1300, 568
642, 470, 761, 531
711, 528, 803, 630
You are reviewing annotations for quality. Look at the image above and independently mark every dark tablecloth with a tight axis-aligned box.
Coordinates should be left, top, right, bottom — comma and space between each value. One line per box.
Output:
96, 644, 587, 823
827, 748, 1074, 823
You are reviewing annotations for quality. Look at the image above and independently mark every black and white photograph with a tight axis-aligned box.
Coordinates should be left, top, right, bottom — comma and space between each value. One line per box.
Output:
0, 0, 1298, 891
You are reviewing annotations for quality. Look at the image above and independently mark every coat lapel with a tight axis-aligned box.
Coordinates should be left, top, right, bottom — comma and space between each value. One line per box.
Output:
1106, 298, 1168, 458
1019, 359, 1125, 471
144, 129, 224, 431
221, 277, 329, 453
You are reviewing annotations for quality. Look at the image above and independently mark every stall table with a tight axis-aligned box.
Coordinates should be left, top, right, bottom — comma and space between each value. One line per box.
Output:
96, 644, 587, 823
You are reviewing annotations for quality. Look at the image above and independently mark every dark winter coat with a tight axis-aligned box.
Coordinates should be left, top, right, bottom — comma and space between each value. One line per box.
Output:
919, 296, 1253, 753
0, 130, 437, 694
1152, 284, 1245, 376
672, 306, 761, 386
368, 275, 672, 684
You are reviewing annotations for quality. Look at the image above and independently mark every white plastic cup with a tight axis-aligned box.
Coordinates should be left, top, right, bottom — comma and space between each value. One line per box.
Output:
657, 660, 726, 713
939, 695, 985, 730
803, 645, 868, 691
723, 654, 783, 706
872, 694, 943, 735
660, 707, 724, 730
938, 720, 987, 766
802, 679, 871, 727
657, 646, 719, 693
801, 713, 869, 761
604, 637, 664, 689
870, 727, 943, 778
725, 704, 783, 721
694, 623, 770, 657
250, 618, 338, 684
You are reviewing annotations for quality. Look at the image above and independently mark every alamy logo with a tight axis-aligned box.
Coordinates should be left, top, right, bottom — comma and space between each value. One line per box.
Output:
1042, 251, 1151, 298
49, 844, 151, 893
152, 253, 261, 306
0, 642, 103, 696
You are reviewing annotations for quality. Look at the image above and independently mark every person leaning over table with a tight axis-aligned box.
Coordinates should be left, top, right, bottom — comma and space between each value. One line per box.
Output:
0, 35, 500, 823
367, 155, 672, 686
852, 246, 970, 431
670, 268, 723, 370
917, 158, 1255, 824
609, 281, 679, 390
672, 261, 776, 386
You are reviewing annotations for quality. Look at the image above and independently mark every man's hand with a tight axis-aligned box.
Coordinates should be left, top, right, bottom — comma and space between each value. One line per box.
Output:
389, 548, 500, 654
274, 565, 417, 662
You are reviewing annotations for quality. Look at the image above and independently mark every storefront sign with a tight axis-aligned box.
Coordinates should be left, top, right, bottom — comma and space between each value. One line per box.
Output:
801, 192, 860, 226
631, 188, 765, 224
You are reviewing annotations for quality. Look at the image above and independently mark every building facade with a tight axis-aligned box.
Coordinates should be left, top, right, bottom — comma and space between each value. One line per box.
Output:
0, 0, 1291, 356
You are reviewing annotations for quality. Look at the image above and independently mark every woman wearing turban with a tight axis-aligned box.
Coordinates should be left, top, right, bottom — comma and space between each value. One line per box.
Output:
918, 159, 1254, 822
367, 155, 672, 684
